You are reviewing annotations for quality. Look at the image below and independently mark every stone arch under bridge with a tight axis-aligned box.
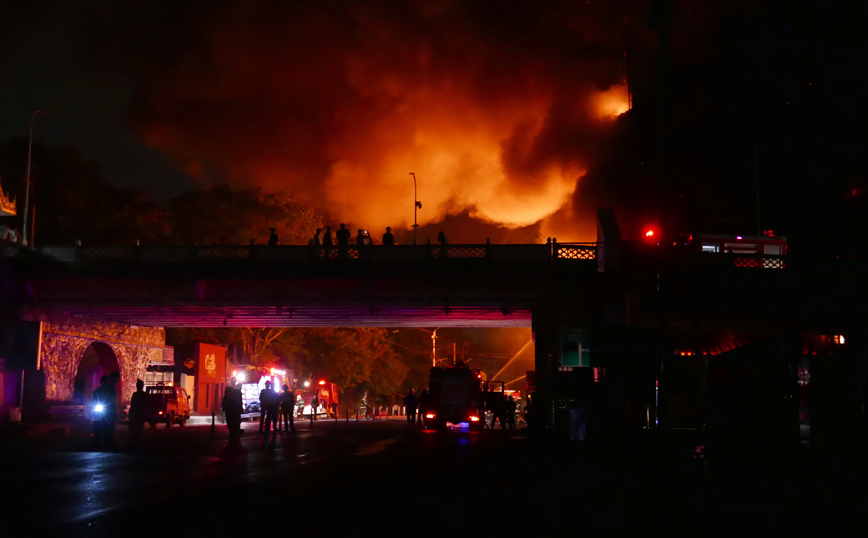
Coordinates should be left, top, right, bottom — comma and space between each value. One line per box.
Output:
22, 307, 169, 403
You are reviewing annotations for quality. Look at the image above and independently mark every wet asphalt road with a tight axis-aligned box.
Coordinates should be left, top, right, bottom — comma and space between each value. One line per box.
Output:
1, 419, 865, 535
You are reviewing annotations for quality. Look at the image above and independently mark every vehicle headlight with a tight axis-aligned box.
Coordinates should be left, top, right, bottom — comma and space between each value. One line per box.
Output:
94, 404, 104, 413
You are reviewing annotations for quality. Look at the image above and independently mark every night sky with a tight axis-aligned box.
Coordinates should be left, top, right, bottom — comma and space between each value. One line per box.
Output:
1, 1, 864, 252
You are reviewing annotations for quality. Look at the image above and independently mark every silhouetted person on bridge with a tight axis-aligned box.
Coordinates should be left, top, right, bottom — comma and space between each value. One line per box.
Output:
336, 224, 351, 259
313, 228, 323, 246
268, 228, 279, 246
323, 226, 333, 246
337, 224, 351, 246
437, 231, 449, 245
404, 388, 418, 425
382, 227, 395, 246
279, 384, 296, 433
356, 229, 368, 245
127, 379, 146, 448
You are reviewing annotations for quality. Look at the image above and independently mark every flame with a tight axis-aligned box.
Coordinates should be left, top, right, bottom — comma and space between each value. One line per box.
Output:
134, 4, 631, 243
592, 83, 630, 120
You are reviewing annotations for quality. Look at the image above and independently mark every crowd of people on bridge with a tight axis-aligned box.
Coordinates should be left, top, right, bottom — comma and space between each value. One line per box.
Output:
257, 223, 452, 248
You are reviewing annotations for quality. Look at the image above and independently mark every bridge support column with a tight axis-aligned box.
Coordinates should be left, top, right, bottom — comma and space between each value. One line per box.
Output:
532, 305, 558, 433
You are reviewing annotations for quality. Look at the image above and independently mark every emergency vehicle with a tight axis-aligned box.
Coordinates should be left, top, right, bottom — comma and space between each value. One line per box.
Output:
295, 379, 340, 418
424, 365, 485, 430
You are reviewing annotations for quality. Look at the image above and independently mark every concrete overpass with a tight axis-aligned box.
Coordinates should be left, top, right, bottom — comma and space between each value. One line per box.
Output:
2, 235, 867, 440
5, 242, 597, 327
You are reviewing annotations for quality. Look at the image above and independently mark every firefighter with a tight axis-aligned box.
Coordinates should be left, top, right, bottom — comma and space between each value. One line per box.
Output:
489, 393, 507, 430
505, 396, 517, 430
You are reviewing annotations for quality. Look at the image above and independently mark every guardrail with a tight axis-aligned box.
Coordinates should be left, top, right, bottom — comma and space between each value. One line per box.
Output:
23, 243, 598, 264
3, 243, 800, 271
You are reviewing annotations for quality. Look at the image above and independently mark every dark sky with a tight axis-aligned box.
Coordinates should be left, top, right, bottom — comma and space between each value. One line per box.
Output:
1, 1, 864, 250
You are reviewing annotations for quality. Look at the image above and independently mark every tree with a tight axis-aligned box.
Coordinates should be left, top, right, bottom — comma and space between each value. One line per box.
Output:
166, 184, 321, 245
0, 139, 167, 245
166, 327, 304, 367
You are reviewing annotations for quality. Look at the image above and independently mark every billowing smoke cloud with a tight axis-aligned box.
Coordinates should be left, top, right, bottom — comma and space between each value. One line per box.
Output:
131, 1, 635, 242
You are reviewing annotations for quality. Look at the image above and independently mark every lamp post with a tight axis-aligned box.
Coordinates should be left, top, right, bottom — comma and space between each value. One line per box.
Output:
23, 110, 47, 247
393, 327, 441, 367
409, 172, 421, 244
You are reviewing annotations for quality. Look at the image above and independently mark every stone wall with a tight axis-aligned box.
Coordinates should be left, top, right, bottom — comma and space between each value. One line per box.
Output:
22, 307, 167, 403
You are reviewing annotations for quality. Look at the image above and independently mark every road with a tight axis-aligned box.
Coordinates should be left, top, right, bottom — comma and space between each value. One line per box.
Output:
1, 419, 864, 535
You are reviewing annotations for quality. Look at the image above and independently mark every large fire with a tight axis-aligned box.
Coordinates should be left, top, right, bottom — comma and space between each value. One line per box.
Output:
592, 83, 631, 120
134, 2, 633, 244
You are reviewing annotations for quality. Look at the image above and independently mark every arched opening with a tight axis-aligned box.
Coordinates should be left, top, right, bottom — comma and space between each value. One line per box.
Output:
73, 342, 120, 403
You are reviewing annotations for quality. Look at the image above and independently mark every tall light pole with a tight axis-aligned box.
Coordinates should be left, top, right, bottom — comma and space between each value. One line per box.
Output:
23, 110, 47, 247
409, 172, 421, 244
393, 327, 440, 366
430, 328, 439, 367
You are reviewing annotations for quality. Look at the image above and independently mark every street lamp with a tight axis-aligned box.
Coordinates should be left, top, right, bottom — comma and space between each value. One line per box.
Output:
409, 172, 421, 244
23, 110, 47, 247
393, 327, 441, 367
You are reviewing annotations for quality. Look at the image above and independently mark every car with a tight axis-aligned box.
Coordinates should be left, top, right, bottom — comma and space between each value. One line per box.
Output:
145, 385, 191, 427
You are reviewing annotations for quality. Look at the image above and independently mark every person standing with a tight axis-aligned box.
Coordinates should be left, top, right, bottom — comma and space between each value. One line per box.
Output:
259, 381, 277, 433
310, 392, 320, 421
505, 396, 517, 430
313, 228, 323, 246
91, 375, 115, 449
382, 227, 395, 246
296, 394, 304, 418
336, 224, 351, 246
489, 392, 506, 430
404, 388, 418, 426
417, 388, 429, 427
266, 381, 280, 434
127, 379, 147, 448
279, 384, 296, 433
223, 381, 244, 438
323, 226, 333, 246
267, 227, 279, 246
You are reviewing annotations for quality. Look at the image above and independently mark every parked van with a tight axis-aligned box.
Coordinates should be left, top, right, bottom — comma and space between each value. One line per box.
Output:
145, 386, 191, 427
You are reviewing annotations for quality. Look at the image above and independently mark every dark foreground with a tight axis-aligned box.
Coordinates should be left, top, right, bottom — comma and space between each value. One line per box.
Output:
1, 419, 865, 535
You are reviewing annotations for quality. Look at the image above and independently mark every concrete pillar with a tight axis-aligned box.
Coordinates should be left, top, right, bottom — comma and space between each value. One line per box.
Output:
532, 303, 558, 432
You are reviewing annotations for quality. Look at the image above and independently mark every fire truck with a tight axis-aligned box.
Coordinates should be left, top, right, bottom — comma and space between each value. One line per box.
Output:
295, 379, 339, 418
424, 365, 485, 430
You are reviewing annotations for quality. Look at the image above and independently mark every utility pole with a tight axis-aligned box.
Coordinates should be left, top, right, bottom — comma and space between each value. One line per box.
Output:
652, 0, 671, 432
23, 110, 47, 246
410, 172, 421, 244
431, 328, 438, 367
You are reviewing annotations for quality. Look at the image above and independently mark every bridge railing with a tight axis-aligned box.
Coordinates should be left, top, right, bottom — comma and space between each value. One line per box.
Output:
23, 243, 596, 265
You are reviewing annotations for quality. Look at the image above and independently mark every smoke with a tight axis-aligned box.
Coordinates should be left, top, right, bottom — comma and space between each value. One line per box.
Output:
131, 1, 635, 242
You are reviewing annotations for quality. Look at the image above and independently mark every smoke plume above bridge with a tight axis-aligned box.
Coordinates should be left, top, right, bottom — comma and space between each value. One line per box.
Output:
131, 1, 634, 242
